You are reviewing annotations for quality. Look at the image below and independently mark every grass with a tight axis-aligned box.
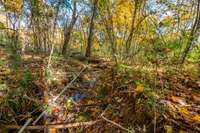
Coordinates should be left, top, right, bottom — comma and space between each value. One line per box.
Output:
0, 59, 6, 66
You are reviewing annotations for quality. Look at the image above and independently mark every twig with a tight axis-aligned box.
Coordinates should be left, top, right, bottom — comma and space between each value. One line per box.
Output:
47, 44, 54, 70
100, 104, 111, 116
154, 108, 156, 133
100, 105, 134, 133
33, 111, 46, 125
101, 115, 134, 133
18, 118, 32, 133
3, 120, 100, 130
119, 90, 135, 93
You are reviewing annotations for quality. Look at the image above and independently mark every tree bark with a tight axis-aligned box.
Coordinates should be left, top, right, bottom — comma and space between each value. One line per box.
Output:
124, 0, 139, 56
62, 2, 77, 56
85, 0, 98, 57
180, 0, 200, 64
104, 2, 118, 64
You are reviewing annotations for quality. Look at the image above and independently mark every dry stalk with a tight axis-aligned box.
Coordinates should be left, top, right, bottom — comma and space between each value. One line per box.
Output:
3, 120, 101, 130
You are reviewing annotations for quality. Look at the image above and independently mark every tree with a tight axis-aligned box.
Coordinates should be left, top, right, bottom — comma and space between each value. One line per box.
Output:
29, 0, 44, 51
0, 0, 23, 15
85, 0, 99, 57
62, 1, 78, 56
180, 0, 200, 64
102, 0, 118, 63
0, 0, 23, 51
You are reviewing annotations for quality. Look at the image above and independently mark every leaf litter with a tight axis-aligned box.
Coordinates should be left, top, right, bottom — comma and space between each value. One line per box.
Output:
0, 48, 200, 133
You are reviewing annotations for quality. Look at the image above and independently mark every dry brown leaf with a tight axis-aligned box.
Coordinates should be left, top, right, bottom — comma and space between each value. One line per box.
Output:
171, 96, 186, 105
191, 94, 200, 103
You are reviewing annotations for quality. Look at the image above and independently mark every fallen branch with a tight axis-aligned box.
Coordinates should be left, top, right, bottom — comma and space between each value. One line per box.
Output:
2, 120, 100, 130
18, 118, 32, 133
100, 105, 134, 133
33, 111, 46, 125
101, 115, 134, 133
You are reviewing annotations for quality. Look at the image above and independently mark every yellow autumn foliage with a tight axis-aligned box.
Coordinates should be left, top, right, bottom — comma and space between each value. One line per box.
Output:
2, 0, 23, 15
113, 0, 133, 28
135, 84, 144, 93
192, 114, 200, 123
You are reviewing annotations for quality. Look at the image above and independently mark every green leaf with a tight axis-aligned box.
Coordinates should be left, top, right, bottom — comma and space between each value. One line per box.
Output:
117, 64, 132, 69
0, 22, 5, 29
44, 105, 52, 113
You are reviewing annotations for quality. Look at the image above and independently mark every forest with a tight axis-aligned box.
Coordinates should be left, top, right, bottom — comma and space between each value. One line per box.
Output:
0, 0, 200, 133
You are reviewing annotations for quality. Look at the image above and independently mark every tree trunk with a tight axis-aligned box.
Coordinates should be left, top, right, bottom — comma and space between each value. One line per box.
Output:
104, 2, 117, 64
180, 0, 200, 64
125, 0, 139, 56
62, 2, 77, 56
85, 0, 98, 57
